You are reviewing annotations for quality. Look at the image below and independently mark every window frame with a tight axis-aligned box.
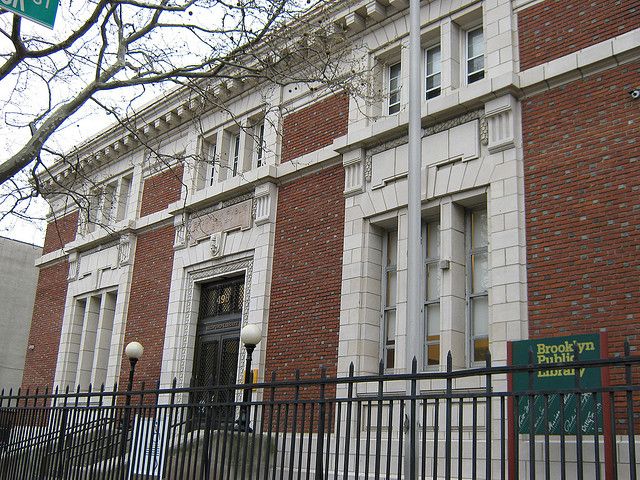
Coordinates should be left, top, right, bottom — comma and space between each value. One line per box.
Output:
253, 121, 265, 168
68, 289, 118, 388
423, 221, 441, 369
230, 132, 241, 177
380, 230, 398, 369
466, 26, 485, 84
466, 208, 489, 365
387, 61, 402, 115
424, 44, 442, 100
205, 139, 218, 187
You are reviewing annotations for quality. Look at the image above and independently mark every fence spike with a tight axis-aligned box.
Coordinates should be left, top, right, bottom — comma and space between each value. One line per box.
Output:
412, 356, 418, 373
485, 349, 491, 367
379, 358, 384, 374
624, 338, 631, 356
349, 362, 354, 377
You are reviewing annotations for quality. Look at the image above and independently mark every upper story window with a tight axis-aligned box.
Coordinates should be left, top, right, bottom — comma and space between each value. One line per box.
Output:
253, 121, 265, 168
423, 221, 441, 368
425, 45, 442, 100
230, 132, 241, 177
83, 173, 132, 234
206, 140, 218, 187
467, 208, 488, 363
388, 62, 402, 115
381, 229, 398, 369
466, 27, 485, 84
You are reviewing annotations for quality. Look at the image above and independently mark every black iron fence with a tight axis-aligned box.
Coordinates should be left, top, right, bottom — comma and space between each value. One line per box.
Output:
1, 346, 639, 480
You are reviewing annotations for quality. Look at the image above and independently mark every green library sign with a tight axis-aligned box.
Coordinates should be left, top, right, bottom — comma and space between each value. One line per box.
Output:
511, 333, 603, 435
1, 0, 58, 29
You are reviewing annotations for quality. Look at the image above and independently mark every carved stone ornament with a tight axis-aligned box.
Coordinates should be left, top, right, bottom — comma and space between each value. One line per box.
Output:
364, 109, 485, 183
188, 199, 252, 246
209, 232, 225, 258
67, 253, 79, 281
118, 234, 133, 266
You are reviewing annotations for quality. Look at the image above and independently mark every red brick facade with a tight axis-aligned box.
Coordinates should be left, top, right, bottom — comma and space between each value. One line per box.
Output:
281, 93, 349, 163
21, 260, 69, 389
42, 211, 79, 255
266, 165, 345, 382
523, 62, 640, 355
118, 224, 176, 388
139, 164, 184, 217
518, 0, 640, 70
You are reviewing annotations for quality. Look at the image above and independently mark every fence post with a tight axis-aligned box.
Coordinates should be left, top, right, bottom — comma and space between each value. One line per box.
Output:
410, 357, 418, 480
528, 348, 535, 480
445, 351, 452, 480
575, 347, 583, 480
485, 351, 492, 480
343, 363, 354, 480
624, 340, 637, 480
55, 386, 70, 479
315, 366, 326, 480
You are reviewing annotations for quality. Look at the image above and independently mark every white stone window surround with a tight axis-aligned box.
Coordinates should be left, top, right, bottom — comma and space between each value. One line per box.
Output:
194, 111, 274, 190
80, 170, 135, 235
57, 287, 123, 390
55, 234, 136, 391
361, 190, 489, 374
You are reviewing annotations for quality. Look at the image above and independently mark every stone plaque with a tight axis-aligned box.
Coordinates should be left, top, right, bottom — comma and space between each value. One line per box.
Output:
189, 199, 252, 245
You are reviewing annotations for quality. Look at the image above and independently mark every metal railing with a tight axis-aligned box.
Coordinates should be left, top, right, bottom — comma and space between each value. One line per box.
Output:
1, 346, 639, 479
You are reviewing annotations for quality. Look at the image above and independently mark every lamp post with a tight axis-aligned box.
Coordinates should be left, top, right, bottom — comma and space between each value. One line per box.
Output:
235, 324, 262, 432
120, 341, 143, 480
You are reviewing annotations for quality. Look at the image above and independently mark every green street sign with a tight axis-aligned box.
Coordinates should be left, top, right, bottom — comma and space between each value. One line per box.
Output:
1, 0, 59, 29
511, 333, 603, 435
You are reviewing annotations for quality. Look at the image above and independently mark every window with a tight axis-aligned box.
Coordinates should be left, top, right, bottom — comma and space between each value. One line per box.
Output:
381, 230, 398, 368
425, 45, 441, 100
230, 133, 240, 177
206, 141, 218, 186
116, 174, 132, 221
467, 208, 488, 363
253, 122, 265, 168
424, 222, 440, 368
388, 62, 401, 115
466, 27, 484, 84
83, 174, 132, 233
67, 290, 118, 387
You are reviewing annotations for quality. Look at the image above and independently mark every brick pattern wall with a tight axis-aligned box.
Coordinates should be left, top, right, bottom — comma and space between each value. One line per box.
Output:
281, 93, 349, 163
42, 211, 79, 255
523, 62, 640, 356
21, 261, 69, 389
518, 0, 640, 70
118, 225, 175, 389
139, 164, 184, 217
266, 165, 345, 384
